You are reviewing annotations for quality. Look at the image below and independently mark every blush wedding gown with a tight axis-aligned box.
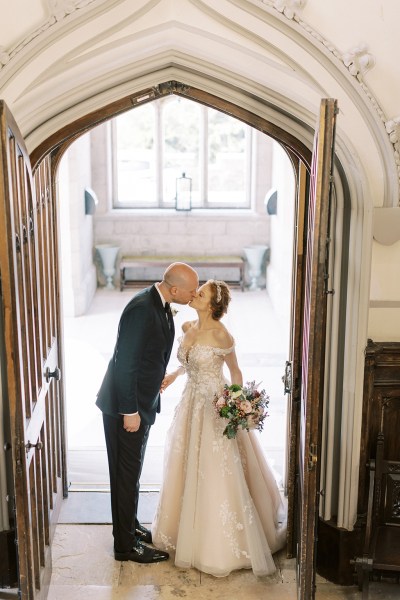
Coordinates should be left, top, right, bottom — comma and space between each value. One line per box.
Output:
151, 340, 287, 577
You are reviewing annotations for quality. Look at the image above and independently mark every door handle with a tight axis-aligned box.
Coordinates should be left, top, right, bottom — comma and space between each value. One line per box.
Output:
45, 366, 61, 382
25, 441, 43, 452
282, 360, 292, 394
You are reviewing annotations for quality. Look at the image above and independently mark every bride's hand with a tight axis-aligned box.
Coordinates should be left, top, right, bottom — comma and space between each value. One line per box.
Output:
160, 373, 176, 392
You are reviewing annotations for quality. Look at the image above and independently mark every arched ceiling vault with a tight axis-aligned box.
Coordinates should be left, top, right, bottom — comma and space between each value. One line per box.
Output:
0, 0, 398, 207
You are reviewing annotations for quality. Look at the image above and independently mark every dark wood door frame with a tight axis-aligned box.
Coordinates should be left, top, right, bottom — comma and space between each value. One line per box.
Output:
0, 101, 66, 599
30, 81, 312, 171
28, 81, 333, 598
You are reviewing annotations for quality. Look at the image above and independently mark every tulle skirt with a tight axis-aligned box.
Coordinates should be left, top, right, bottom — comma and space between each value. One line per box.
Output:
151, 378, 287, 577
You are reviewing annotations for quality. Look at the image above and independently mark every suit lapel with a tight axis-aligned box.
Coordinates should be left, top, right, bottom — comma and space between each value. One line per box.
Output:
150, 285, 173, 343
170, 315, 175, 338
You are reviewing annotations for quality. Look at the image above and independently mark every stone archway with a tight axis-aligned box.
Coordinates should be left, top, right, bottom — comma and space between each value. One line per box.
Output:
1, 2, 400, 593
31, 74, 371, 540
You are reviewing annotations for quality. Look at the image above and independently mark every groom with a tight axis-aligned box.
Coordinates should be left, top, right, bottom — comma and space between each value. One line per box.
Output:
96, 262, 199, 563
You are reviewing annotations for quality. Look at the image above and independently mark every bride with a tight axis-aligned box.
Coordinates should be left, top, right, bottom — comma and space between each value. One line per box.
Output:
151, 279, 287, 577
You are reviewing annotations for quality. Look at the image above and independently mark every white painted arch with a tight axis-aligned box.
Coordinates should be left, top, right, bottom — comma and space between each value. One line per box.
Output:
1, 0, 398, 529
0, 0, 397, 206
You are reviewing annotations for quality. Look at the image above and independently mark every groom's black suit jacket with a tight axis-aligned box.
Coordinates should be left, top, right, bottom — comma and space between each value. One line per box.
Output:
96, 285, 175, 425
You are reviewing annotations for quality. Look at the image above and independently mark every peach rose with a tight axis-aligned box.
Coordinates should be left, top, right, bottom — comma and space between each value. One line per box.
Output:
216, 396, 226, 408
240, 400, 253, 414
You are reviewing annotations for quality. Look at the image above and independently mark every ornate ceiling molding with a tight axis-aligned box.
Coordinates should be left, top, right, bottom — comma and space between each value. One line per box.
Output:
48, 0, 88, 21
0, 0, 105, 68
342, 44, 376, 81
0, 0, 398, 203
270, 0, 307, 20
259, 0, 399, 203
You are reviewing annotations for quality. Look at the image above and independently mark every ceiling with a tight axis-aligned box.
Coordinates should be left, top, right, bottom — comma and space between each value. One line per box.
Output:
0, 0, 399, 206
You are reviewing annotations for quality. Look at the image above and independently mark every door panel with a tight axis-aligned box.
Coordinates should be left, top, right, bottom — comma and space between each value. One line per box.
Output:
289, 99, 338, 599
0, 101, 66, 599
285, 159, 308, 557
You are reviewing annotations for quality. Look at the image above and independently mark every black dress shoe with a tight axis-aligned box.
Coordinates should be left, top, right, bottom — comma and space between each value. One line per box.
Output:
135, 523, 152, 544
115, 542, 169, 563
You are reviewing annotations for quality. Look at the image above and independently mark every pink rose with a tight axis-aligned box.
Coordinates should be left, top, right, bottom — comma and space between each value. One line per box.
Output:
240, 400, 252, 414
216, 396, 226, 408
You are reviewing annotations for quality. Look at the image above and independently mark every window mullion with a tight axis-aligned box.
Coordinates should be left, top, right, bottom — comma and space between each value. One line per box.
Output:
111, 119, 119, 208
202, 106, 208, 208
156, 102, 163, 207
247, 128, 253, 209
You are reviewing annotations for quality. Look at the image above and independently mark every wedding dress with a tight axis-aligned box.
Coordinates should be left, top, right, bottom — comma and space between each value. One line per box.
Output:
151, 340, 287, 577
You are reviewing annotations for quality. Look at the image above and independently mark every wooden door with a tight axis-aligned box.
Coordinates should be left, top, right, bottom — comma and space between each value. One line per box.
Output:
0, 101, 67, 599
286, 98, 338, 599
284, 157, 308, 558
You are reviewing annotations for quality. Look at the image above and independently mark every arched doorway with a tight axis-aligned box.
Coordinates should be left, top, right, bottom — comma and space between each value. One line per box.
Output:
44, 80, 316, 551
1, 75, 339, 598
58, 93, 296, 496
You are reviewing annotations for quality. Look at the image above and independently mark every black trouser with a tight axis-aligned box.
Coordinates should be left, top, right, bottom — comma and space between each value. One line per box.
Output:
103, 413, 150, 552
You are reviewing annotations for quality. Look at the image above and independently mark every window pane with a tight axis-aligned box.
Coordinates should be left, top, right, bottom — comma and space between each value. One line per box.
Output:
113, 97, 251, 209
115, 104, 156, 205
163, 97, 200, 205
207, 108, 247, 205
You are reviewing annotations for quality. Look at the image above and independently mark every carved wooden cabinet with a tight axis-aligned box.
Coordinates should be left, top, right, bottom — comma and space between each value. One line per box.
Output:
317, 339, 400, 586
358, 340, 400, 517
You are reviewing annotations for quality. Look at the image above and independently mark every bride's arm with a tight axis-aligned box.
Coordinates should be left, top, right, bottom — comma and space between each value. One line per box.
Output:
224, 350, 243, 386
160, 365, 185, 392
160, 322, 191, 392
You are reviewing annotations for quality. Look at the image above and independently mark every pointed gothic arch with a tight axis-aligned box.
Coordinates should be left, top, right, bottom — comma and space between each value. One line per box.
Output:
28, 69, 371, 530
30, 73, 353, 541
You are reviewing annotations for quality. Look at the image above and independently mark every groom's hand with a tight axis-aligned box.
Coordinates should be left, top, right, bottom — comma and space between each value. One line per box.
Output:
123, 413, 141, 432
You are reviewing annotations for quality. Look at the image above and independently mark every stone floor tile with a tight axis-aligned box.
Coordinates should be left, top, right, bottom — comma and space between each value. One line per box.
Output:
366, 582, 400, 599
315, 583, 361, 598
49, 523, 398, 599
48, 585, 116, 600
118, 558, 200, 587
51, 524, 120, 587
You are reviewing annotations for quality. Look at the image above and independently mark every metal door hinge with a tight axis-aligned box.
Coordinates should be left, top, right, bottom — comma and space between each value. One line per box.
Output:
308, 443, 318, 471
324, 273, 335, 295
15, 439, 23, 474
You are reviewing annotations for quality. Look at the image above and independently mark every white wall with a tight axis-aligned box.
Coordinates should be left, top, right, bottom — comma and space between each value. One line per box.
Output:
1, 0, 399, 335
0, 0, 399, 535
368, 239, 400, 340
267, 144, 296, 345
58, 133, 97, 317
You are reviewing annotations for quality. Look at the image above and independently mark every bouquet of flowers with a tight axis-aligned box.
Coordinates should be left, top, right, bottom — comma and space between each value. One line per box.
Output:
214, 381, 269, 439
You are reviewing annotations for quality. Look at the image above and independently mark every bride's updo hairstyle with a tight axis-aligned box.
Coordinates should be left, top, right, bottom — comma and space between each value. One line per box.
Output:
208, 280, 231, 321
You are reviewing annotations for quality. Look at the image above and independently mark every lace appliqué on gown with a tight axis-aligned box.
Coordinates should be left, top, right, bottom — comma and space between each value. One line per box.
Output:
151, 340, 287, 577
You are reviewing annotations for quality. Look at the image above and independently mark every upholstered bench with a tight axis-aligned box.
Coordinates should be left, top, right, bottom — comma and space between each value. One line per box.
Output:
119, 255, 245, 291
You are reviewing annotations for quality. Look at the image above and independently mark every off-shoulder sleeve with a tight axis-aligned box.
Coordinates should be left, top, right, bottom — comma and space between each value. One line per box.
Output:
213, 342, 235, 356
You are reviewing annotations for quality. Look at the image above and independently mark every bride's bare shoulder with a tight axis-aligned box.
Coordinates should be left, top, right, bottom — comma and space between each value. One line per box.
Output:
213, 325, 234, 349
181, 320, 196, 333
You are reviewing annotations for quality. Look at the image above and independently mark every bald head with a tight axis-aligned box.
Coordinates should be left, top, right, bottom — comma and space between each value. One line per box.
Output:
160, 262, 199, 305
163, 262, 198, 287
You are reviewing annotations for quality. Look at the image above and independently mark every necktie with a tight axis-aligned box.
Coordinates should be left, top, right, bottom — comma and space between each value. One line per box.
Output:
165, 303, 173, 330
